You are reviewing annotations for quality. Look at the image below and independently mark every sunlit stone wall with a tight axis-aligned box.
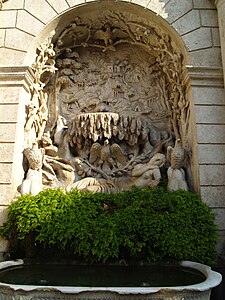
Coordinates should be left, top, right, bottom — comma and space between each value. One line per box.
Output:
0, 0, 224, 259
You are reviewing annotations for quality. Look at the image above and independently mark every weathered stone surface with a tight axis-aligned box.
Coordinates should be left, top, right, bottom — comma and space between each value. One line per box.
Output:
0, 239, 8, 254
192, 87, 225, 105
212, 27, 221, 47
0, 104, 18, 122
24, 0, 57, 24
200, 10, 219, 27
66, 0, 85, 7
182, 27, 212, 51
0, 185, 13, 205
193, 0, 216, 9
198, 144, 225, 164
0, 87, 20, 104
217, 231, 225, 255
215, 0, 225, 88
199, 165, 225, 186
0, 124, 16, 142
146, 0, 164, 13
0, 164, 13, 184
5, 29, 34, 52
0, 10, 17, 28
195, 105, 225, 124
201, 186, 225, 207
173, 10, 201, 36
131, 0, 149, 7
213, 208, 225, 230
0, 144, 14, 163
46, 0, 69, 13
2, 0, 24, 10
189, 48, 222, 66
164, 0, 193, 23
0, 29, 5, 48
196, 124, 225, 143
0, 206, 8, 225
17, 10, 44, 36
0, 48, 26, 66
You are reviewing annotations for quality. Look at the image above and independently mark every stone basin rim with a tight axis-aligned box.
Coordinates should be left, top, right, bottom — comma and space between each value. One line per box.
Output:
0, 260, 222, 294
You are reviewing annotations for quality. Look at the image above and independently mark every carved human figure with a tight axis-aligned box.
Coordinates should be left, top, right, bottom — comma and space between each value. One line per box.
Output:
130, 153, 166, 189
71, 153, 166, 193
167, 167, 188, 192
20, 142, 44, 196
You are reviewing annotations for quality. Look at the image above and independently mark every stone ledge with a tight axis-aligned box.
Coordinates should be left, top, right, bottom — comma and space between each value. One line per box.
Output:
187, 66, 224, 86
0, 66, 34, 92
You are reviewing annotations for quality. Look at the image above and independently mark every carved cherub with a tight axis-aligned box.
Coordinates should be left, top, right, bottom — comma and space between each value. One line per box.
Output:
131, 153, 166, 189
20, 142, 45, 196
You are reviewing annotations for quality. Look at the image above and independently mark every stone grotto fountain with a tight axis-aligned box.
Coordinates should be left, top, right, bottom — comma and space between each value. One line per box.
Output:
0, 6, 222, 300
20, 10, 191, 196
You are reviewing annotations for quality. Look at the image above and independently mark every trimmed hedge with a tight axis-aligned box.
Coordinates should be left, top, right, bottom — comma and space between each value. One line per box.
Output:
0, 188, 217, 264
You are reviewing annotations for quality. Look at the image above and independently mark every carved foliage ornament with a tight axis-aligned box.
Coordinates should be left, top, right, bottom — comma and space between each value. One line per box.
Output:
22, 11, 190, 194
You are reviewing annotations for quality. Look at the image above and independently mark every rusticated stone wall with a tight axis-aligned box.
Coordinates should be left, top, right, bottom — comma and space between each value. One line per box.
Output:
0, 0, 225, 258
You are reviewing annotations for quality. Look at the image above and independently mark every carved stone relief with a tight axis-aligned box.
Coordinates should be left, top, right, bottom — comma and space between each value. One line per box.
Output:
21, 11, 190, 195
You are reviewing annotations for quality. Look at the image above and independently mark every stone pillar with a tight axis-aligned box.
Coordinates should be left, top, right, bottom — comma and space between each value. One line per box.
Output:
215, 0, 225, 88
0, 66, 34, 260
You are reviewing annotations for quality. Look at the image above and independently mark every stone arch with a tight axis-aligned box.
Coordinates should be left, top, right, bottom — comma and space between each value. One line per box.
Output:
24, 0, 191, 66
20, 0, 197, 194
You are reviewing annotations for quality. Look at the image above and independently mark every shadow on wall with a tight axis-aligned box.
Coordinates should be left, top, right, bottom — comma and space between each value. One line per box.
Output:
211, 259, 225, 300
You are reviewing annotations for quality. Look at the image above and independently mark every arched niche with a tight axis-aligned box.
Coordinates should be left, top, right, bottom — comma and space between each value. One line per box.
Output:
21, 1, 195, 194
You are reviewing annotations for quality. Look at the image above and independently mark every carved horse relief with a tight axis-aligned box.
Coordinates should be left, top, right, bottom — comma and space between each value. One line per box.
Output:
21, 11, 190, 194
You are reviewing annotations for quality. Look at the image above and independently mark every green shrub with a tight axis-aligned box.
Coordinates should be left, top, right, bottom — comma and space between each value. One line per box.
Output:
0, 188, 217, 264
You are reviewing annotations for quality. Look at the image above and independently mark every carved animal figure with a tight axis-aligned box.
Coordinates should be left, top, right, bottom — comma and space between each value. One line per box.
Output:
93, 25, 113, 46
24, 142, 44, 170
89, 140, 127, 173
167, 139, 185, 169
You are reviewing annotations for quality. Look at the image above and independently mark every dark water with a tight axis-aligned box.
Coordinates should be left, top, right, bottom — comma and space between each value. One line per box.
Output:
0, 264, 206, 287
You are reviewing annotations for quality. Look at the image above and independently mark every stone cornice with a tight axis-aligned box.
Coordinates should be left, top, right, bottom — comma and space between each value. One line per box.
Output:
186, 66, 224, 87
0, 66, 34, 92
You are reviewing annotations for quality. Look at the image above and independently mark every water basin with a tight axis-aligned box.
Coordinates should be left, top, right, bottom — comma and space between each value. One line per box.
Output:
0, 260, 222, 300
